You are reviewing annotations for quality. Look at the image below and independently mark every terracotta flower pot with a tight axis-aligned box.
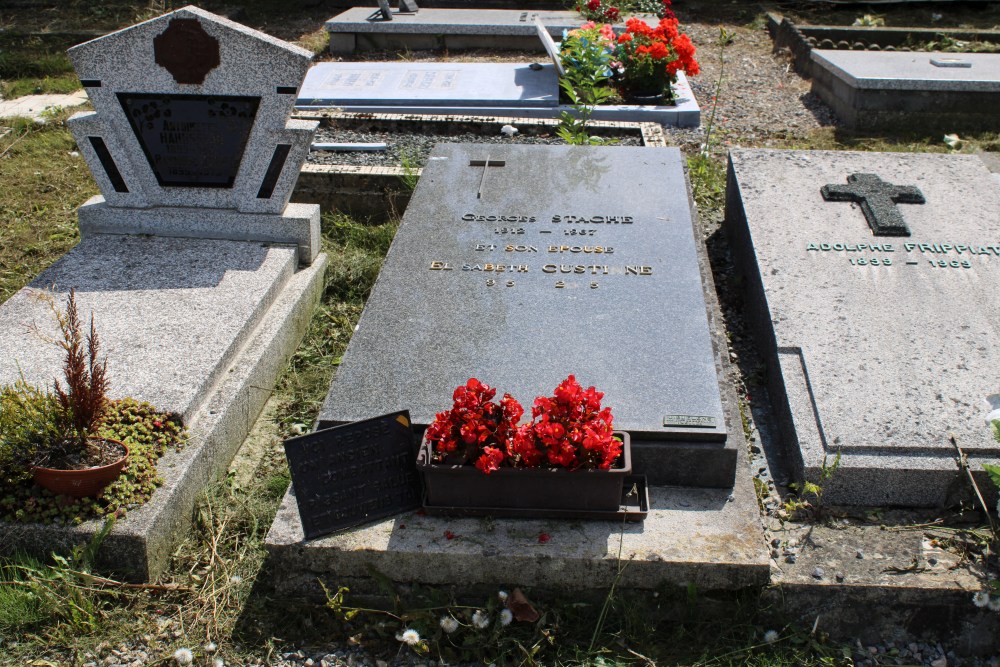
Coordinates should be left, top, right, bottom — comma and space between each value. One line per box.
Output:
416, 431, 631, 514
32, 438, 129, 498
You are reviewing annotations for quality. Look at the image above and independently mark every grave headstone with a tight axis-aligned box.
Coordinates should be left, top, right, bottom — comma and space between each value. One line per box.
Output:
319, 144, 734, 488
810, 50, 1000, 132
0, 5, 327, 579
69, 4, 321, 264
725, 149, 1000, 506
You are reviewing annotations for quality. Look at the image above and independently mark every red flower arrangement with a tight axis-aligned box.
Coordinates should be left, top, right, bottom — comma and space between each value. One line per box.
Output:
426, 375, 622, 475
577, 0, 620, 23
613, 16, 699, 97
424, 378, 523, 474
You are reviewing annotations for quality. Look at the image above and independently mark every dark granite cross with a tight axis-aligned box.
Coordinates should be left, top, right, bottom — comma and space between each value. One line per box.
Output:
821, 173, 925, 237
470, 156, 506, 199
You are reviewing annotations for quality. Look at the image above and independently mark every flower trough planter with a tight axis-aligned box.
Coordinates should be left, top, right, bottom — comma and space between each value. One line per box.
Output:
416, 431, 648, 521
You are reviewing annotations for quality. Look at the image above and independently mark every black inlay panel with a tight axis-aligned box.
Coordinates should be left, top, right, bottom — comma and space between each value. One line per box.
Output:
117, 93, 260, 188
257, 144, 291, 199
88, 136, 129, 193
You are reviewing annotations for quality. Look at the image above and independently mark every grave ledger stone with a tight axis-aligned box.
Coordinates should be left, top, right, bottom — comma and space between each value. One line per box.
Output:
725, 149, 1000, 507
320, 144, 734, 488
0, 6, 326, 579
68, 4, 321, 265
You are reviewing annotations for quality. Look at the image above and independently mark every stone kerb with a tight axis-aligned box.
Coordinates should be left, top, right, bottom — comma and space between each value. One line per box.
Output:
67, 5, 321, 264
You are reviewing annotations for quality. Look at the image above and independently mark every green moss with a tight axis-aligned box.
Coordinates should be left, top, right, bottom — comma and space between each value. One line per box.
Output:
0, 397, 186, 525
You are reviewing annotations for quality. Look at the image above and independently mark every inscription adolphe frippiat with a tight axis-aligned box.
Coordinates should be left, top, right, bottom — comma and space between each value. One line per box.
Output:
118, 93, 259, 188
283, 411, 420, 540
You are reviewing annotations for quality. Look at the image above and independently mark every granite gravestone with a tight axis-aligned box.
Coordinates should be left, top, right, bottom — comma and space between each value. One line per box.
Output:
810, 50, 1000, 131
320, 144, 734, 488
68, 4, 320, 264
0, 6, 328, 579
298, 62, 558, 108
725, 149, 1000, 506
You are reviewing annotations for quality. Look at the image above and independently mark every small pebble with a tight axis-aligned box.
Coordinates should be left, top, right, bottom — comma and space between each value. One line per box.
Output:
856, 549, 865, 559
785, 553, 797, 564
812, 567, 824, 579
835, 572, 845, 582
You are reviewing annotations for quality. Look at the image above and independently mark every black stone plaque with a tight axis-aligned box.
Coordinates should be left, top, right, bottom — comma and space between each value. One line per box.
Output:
117, 93, 259, 188
283, 411, 421, 540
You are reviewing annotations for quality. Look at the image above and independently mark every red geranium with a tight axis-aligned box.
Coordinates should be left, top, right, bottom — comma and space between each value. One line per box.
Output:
427, 376, 622, 474
425, 378, 523, 474
611, 16, 699, 97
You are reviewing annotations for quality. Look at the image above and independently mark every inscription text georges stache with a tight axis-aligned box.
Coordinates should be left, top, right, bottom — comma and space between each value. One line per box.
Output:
431, 212, 652, 289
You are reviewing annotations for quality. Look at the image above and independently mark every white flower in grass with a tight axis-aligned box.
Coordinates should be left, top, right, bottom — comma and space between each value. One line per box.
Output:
472, 610, 490, 629
396, 628, 421, 645
440, 615, 459, 634
213, 658, 225, 667
989, 597, 1000, 612
204, 642, 217, 653
763, 629, 779, 644
497, 590, 508, 602
974, 591, 991, 608
173, 648, 194, 665
229, 575, 242, 584
500, 608, 513, 626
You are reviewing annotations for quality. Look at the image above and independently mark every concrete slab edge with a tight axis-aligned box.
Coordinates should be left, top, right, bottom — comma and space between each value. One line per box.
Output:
0, 254, 328, 580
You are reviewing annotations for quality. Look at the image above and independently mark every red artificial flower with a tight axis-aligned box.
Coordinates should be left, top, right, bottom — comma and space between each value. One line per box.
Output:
538, 533, 551, 543
444, 530, 456, 540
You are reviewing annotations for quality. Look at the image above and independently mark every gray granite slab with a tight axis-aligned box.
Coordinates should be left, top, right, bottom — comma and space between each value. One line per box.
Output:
321, 144, 732, 487
326, 7, 631, 37
66, 5, 320, 254
725, 149, 1000, 506
0, 236, 295, 424
811, 50, 1000, 92
297, 70, 700, 127
299, 62, 558, 108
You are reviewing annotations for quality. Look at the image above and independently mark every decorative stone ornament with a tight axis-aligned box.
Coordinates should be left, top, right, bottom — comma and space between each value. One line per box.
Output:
66, 6, 321, 264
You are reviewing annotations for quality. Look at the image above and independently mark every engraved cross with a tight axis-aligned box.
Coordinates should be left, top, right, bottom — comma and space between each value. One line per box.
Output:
821, 173, 925, 237
470, 155, 506, 199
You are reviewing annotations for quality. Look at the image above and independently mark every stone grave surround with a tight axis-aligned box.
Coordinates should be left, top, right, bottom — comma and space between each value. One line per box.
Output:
68, 5, 321, 265
809, 50, 1000, 132
0, 6, 327, 579
725, 149, 1000, 507
265, 144, 767, 596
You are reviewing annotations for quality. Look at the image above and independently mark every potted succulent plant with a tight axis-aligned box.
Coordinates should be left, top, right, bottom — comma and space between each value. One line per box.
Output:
16, 290, 128, 497
416, 375, 631, 514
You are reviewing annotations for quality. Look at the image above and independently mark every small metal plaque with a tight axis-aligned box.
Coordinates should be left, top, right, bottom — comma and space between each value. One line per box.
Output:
118, 93, 259, 188
930, 58, 972, 68
663, 415, 717, 428
284, 411, 420, 540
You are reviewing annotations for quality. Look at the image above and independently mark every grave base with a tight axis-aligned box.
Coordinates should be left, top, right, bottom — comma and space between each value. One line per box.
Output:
0, 236, 327, 580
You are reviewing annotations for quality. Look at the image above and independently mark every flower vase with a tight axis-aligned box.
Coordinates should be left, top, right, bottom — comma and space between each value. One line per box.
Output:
416, 431, 631, 515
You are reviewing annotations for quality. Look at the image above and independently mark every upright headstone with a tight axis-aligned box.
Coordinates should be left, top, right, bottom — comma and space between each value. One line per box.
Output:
376, 0, 393, 21
320, 144, 734, 488
69, 5, 320, 265
725, 149, 1000, 506
399, 0, 419, 13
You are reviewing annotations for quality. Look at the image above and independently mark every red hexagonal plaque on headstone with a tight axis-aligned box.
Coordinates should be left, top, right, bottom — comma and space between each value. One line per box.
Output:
153, 18, 220, 85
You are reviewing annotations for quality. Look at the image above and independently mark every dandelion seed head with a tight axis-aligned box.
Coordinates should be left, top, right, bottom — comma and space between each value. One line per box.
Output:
204, 642, 217, 653
213, 658, 225, 667
974, 591, 990, 608
763, 630, 779, 644
500, 609, 513, 626
396, 628, 421, 645
498, 590, 509, 601
472, 609, 491, 629
989, 597, 1000, 612
173, 648, 194, 665
440, 615, 459, 634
